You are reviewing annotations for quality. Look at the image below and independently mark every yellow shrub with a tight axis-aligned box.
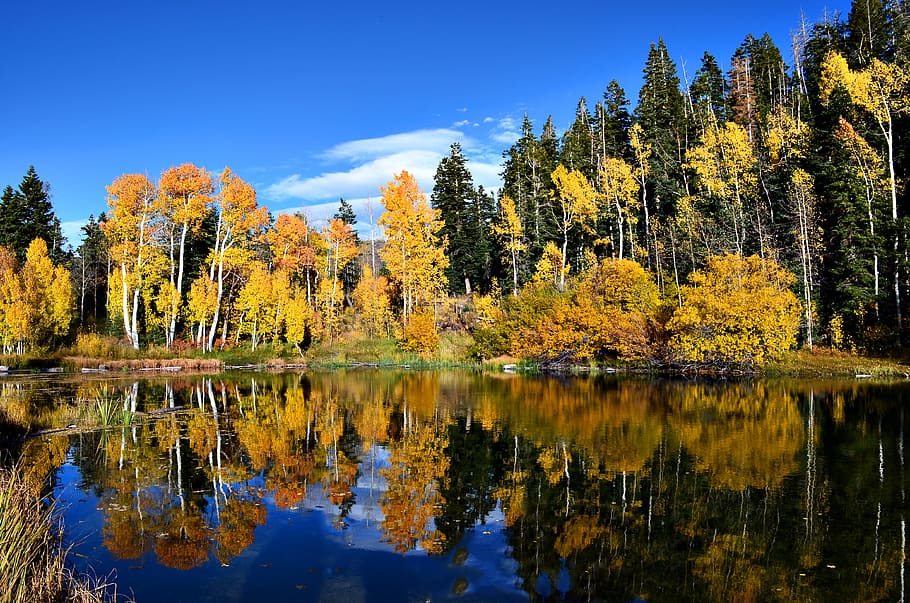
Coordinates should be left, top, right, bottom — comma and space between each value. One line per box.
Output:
399, 311, 439, 356
668, 254, 800, 368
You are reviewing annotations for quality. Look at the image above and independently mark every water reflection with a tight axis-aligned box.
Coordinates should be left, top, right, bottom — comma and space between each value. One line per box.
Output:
2, 372, 907, 601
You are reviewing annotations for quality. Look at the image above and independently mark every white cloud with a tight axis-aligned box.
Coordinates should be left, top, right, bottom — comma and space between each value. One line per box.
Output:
266, 150, 442, 202
61, 220, 87, 248
482, 117, 495, 124
277, 196, 385, 239
264, 127, 504, 214
489, 115, 521, 145
456, 107, 468, 112
452, 119, 470, 128
321, 129, 463, 162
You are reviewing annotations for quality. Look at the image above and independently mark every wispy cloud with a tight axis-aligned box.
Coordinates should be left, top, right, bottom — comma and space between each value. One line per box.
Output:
490, 116, 521, 145
452, 119, 470, 128
264, 127, 505, 225
62, 220, 87, 248
266, 150, 442, 201
321, 129, 463, 162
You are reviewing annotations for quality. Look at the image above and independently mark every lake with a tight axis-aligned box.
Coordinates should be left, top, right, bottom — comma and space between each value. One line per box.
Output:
2, 370, 907, 601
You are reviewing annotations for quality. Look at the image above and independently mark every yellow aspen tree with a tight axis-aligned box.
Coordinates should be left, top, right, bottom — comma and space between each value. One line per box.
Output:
550, 165, 599, 290
103, 173, 160, 350
157, 163, 214, 347
684, 121, 758, 256
235, 262, 275, 351
629, 123, 653, 261
599, 157, 639, 260
268, 213, 322, 304
532, 241, 564, 288
378, 171, 448, 326
203, 169, 268, 352
0, 239, 74, 354
491, 195, 525, 296
821, 51, 909, 325
284, 287, 314, 356
353, 264, 392, 337
0, 248, 17, 353
29, 239, 73, 348
320, 218, 358, 340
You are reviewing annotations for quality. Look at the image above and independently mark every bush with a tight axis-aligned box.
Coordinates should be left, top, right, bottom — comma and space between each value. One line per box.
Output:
399, 311, 439, 356
73, 332, 120, 358
667, 254, 800, 368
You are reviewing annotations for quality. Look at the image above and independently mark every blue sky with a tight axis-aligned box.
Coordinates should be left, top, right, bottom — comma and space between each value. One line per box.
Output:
1, 1, 849, 246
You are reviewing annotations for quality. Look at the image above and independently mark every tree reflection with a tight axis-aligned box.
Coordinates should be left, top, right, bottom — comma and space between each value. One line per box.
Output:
3, 372, 906, 600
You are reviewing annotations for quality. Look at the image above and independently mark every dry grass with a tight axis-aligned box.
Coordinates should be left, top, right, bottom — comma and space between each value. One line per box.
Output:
0, 465, 127, 602
64, 356, 224, 372
764, 347, 910, 378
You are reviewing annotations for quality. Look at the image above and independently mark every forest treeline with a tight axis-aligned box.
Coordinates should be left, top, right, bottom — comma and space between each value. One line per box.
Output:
1, 1, 908, 368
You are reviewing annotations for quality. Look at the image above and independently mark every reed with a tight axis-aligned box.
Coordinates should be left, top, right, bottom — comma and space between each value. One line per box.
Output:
0, 466, 124, 602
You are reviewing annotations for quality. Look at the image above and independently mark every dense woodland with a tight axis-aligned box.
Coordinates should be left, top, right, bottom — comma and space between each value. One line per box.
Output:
2, 1, 910, 368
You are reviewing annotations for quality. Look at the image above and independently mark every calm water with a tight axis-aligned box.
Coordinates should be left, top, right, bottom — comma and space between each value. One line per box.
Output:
3, 370, 908, 602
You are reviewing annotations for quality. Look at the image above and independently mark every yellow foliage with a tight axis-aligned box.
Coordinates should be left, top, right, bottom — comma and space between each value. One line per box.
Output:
399, 309, 439, 356
353, 264, 392, 337
532, 241, 564, 287
0, 239, 73, 353
668, 254, 800, 367
378, 171, 449, 323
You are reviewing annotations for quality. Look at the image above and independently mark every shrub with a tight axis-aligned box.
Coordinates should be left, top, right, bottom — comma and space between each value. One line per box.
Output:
399, 311, 439, 356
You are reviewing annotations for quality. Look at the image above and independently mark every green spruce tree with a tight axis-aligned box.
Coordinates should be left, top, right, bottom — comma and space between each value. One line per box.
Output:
433, 143, 491, 295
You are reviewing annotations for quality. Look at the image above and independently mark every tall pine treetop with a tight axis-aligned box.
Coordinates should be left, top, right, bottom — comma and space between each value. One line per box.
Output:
0, 166, 66, 263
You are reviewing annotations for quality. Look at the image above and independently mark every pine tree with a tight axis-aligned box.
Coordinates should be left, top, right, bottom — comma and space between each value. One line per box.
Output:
597, 80, 633, 160
636, 37, 686, 207
432, 143, 490, 295
690, 52, 727, 132
0, 185, 26, 255
74, 214, 109, 329
560, 97, 597, 180
729, 34, 789, 135
0, 167, 65, 263
333, 198, 361, 305
847, 0, 892, 66
501, 115, 558, 281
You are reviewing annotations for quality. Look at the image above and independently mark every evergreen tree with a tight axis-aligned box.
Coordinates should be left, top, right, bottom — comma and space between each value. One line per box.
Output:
729, 34, 790, 135
432, 143, 491, 295
0, 167, 66, 263
501, 115, 558, 282
74, 214, 110, 329
560, 97, 597, 180
597, 80, 633, 160
636, 38, 686, 206
690, 51, 727, 131
0, 185, 27, 255
333, 198, 361, 305
846, 0, 892, 66
333, 197, 357, 226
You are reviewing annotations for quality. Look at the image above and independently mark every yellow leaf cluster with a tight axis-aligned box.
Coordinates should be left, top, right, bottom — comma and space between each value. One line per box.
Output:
0, 239, 72, 353
668, 254, 800, 367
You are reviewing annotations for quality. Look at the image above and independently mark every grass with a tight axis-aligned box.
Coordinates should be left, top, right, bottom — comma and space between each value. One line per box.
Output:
0, 465, 124, 602
304, 332, 476, 369
763, 347, 910, 378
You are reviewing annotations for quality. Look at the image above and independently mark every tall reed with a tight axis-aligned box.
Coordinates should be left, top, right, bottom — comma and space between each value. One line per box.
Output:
0, 466, 124, 602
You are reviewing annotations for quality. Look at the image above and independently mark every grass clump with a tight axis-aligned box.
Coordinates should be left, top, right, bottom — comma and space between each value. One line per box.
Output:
0, 465, 124, 602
